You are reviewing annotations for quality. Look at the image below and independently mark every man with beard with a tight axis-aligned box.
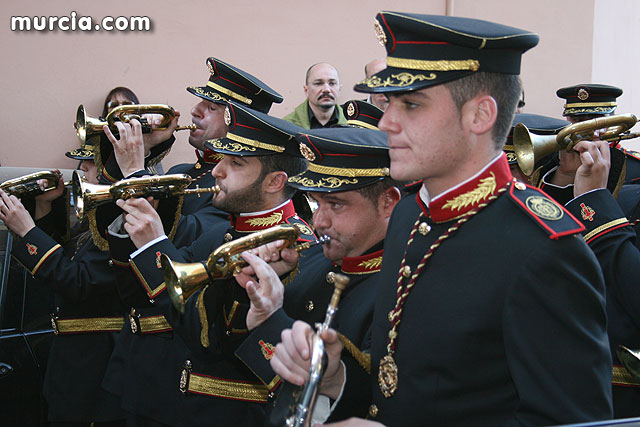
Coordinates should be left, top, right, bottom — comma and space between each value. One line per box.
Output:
230, 126, 400, 425
283, 63, 347, 129
106, 101, 314, 426
99, 60, 286, 427
270, 12, 612, 426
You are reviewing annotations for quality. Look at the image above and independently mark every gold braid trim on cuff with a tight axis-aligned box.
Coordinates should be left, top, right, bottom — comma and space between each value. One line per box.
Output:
53, 316, 125, 334
187, 373, 269, 402
583, 218, 629, 242
338, 333, 371, 374
613, 365, 640, 386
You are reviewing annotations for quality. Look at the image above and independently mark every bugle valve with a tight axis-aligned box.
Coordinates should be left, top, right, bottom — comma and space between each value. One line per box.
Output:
617, 345, 640, 382
514, 113, 638, 176
162, 224, 331, 314
285, 272, 350, 427
72, 172, 220, 221
0, 170, 64, 198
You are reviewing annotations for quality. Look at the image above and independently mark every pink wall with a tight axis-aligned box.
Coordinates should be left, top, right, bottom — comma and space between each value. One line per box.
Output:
1, 0, 636, 168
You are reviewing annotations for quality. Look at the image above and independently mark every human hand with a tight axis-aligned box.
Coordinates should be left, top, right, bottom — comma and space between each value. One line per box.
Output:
0, 190, 36, 237
237, 239, 299, 280
235, 251, 285, 330
142, 112, 179, 152
104, 119, 145, 177
34, 175, 65, 220
270, 321, 344, 400
116, 196, 164, 248
573, 140, 610, 198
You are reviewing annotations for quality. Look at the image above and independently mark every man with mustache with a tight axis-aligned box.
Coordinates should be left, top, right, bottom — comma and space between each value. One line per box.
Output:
283, 63, 347, 129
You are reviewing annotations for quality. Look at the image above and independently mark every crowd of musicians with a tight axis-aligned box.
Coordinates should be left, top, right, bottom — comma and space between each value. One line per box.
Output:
0, 10, 639, 427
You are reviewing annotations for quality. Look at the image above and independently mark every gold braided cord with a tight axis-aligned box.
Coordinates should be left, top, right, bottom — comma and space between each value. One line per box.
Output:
387, 56, 479, 72
308, 162, 389, 178
583, 218, 629, 242
188, 373, 269, 402
338, 333, 371, 374
564, 102, 617, 108
226, 132, 285, 153
206, 81, 253, 105
197, 286, 210, 348
54, 316, 125, 333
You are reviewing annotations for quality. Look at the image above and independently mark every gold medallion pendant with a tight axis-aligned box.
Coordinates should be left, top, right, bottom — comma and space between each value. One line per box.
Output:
378, 354, 398, 397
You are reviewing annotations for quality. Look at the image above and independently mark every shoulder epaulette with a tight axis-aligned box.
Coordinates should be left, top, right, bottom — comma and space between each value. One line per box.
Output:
285, 216, 316, 242
508, 182, 585, 239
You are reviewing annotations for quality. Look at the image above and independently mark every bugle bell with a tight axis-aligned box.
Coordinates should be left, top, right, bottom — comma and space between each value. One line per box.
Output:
75, 103, 195, 144
163, 225, 330, 314
72, 172, 220, 221
513, 113, 638, 176
1, 170, 64, 198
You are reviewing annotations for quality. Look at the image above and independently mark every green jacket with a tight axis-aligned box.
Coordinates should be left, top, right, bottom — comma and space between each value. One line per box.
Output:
283, 99, 347, 129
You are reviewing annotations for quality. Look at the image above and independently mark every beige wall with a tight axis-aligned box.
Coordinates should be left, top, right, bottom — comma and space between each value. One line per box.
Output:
1, 0, 637, 168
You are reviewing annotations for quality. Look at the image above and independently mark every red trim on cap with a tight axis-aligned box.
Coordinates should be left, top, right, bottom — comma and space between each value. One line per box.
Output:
218, 74, 251, 92
236, 123, 263, 132
379, 13, 396, 54
360, 113, 379, 120
324, 153, 359, 157
396, 40, 449, 45
301, 134, 322, 162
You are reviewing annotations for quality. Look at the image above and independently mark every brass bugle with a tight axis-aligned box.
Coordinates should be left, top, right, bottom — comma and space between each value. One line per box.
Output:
513, 113, 638, 176
0, 170, 63, 198
163, 225, 331, 314
617, 345, 640, 382
72, 172, 220, 221
75, 104, 195, 144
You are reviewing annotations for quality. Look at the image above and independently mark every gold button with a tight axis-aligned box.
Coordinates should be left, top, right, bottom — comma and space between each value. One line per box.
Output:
388, 330, 397, 340
418, 222, 431, 236
195, 162, 202, 169
226, 330, 231, 336
381, 167, 390, 176
368, 404, 378, 417
268, 392, 275, 399
108, 259, 114, 267
402, 265, 411, 278
305, 301, 314, 312
514, 181, 526, 190
224, 233, 233, 242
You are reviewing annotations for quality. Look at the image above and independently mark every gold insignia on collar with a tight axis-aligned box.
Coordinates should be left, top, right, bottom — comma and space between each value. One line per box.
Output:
577, 88, 589, 101
347, 102, 356, 118
525, 196, 564, 221
299, 143, 316, 161
374, 19, 387, 46
443, 172, 496, 211
224, 106, 231, 126
246, 211, 283, 227
207, 60, 215, 76
359, 256, 382, 270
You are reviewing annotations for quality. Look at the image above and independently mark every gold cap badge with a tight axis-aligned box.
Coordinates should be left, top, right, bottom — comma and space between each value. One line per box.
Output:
577, 88, 589, 101
299, 142, 316, 161
374, 19, 387, 46
224, 106, 231, 126
347, 102, 356, 118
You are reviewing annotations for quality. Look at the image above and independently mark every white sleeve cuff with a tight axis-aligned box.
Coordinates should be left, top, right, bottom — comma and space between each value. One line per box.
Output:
310, 360, 347, 425
131, 235, 168, 258
541, 166, 574, 189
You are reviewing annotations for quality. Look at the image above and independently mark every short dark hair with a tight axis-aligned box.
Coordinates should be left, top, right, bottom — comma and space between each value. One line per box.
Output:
445, 72, 521, 150
102, 86, 140, 117
258, 154, 308, 199
355, 177, 398, 206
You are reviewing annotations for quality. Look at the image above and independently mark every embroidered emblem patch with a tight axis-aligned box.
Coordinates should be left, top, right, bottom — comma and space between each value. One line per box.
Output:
347, 102, 356, 118
580, 203, 595, 222
156, 252, 162, 269
577, 88, 589, 101
259, 340, 275, 360
26, 243, 37, 255
526, 196, 564, 221
299, 143, 316, 161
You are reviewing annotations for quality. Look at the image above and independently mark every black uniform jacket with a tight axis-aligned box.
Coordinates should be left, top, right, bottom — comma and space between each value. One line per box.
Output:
566, 187, 640, 418
236, 242, 383, 424
107, 199, 314, 426
12, 221, 125, 422
367, 155, 613, 426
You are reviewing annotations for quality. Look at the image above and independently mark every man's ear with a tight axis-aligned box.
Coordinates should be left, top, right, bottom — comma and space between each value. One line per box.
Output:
378, 186, 402, 218
303, 84, 309, 98
462, 95, 498, 136
263, 171, 288, 194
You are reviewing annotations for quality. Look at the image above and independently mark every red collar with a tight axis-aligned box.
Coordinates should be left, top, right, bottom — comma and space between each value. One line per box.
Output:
232, 200, 297, 232
419, 154, 512, 223
340, 249, 384, 275
196, 149, 224, 165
